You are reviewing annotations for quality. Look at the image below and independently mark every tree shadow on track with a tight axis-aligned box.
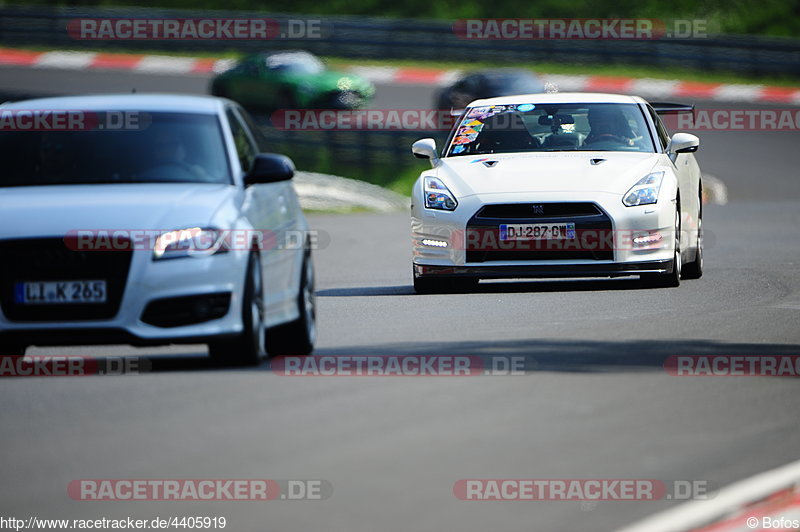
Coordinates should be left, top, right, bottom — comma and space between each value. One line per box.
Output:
317, 278, 661, 297
309, 339, 800, 375
9, 339, 797, 376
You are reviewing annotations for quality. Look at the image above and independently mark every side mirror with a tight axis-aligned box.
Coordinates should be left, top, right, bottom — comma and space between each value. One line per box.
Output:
245, 153, 295, 185
667, 132, 700, 154
412, 138, 439, 167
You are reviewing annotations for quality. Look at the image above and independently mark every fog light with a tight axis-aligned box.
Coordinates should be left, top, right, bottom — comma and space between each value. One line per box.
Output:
421, 239, 448, 248
632, 231, 663, 247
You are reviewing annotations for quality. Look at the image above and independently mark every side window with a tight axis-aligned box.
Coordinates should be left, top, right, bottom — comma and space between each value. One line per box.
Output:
236, 107, 269, 152
647, 106, 670, 151
455, 76, 477, 93
226, 109, 257, 173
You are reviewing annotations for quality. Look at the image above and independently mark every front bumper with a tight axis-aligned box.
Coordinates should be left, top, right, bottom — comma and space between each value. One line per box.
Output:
0, 246, 249, 348
414, 259, 674, 279
411, 191, 677, 277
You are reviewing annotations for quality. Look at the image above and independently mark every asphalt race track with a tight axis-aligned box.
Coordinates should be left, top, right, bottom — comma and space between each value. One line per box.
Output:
1, 65, 799, 532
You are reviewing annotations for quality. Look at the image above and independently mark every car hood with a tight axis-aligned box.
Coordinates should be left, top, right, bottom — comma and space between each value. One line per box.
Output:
0, 183, 239, 239
434, 152, 662, 198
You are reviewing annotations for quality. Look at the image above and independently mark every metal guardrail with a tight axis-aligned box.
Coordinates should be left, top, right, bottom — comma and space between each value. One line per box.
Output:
1, 5, 800, 77
251, 115, 446, 185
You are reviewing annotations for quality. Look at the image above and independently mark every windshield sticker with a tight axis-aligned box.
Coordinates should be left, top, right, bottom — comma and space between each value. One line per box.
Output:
465, 104, 518, 120
517, 104, 535, 112
450, 121, 484, 149
459, 127, 481, 136
452, 145, 466, 154
453, 105, 520, 147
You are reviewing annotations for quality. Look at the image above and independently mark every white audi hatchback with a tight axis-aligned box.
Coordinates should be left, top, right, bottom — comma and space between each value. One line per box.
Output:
0, 94, 315, 365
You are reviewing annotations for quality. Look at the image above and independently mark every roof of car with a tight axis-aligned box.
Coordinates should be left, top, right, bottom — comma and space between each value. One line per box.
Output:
264, 50, 315, 57
468, 68, 539, 77
469, 92, 648, 107
0, 94, 227, 113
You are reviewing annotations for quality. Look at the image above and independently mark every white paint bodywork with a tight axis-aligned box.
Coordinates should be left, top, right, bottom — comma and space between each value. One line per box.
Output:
0, 94, 308, 344
411, 93, 702, 276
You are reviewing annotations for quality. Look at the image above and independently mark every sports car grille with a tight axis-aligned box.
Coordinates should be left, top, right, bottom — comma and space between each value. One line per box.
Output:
466, 203, 614, 263
475, 202, 602, 219
0, 238, 132, 321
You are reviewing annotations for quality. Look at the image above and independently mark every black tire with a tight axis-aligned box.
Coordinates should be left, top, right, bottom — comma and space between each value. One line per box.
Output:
208, 252, 266, 366
413, 274, 478, 294
641, 206, 682, 288
266, 250, 316, 357
682, 210, 704, 280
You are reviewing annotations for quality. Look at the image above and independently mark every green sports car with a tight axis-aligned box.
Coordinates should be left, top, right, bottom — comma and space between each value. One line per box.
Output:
210, 50, 375, 110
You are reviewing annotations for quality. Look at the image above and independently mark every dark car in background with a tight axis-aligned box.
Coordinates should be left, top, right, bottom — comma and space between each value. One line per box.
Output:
435, 68, 545, 110
210, 50, 375, 110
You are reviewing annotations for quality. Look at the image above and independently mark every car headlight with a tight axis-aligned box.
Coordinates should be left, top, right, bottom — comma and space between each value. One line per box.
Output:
336, 77, 353, 91
424, 176, 458, 211
623, 171, 664, 207
153, 228, 228, 260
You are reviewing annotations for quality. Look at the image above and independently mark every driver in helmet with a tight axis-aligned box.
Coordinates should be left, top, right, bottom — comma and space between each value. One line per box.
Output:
584, 106, 634, 146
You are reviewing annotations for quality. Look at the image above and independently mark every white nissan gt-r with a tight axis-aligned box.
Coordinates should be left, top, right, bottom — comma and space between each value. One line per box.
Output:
411, 93, 703, 293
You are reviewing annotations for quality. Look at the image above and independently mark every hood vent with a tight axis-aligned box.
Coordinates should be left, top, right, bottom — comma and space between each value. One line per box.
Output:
590, 158, 606, 166
483, 160, 499, 168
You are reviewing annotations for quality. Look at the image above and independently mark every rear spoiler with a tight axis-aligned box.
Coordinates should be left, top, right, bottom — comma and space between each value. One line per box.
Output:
650, 102, 695, 115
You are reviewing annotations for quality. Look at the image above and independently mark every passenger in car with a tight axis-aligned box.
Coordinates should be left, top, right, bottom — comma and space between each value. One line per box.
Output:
475, 113, 540, 153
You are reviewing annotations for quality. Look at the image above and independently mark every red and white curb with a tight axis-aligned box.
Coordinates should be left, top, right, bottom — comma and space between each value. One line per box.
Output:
1, 48, 799, 105
616, 458, 800, 532
0, 48, 235, 74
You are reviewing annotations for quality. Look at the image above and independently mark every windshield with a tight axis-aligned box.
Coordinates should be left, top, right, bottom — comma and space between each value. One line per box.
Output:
265, 52, 325, 75
0, 112, 231, 187
446, 102, 655, 156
